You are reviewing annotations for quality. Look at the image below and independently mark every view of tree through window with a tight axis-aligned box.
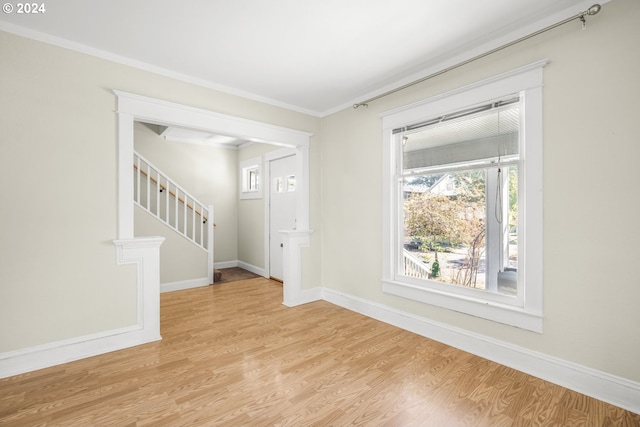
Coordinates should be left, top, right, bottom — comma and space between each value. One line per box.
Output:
400, 98, 520, 295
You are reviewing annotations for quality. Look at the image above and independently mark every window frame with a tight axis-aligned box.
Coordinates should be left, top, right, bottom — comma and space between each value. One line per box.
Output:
240, 157, 262, 200
381, 60, 546, 332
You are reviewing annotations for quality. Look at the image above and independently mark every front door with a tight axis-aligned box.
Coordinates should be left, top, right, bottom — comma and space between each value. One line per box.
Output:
269, 155, 297, 281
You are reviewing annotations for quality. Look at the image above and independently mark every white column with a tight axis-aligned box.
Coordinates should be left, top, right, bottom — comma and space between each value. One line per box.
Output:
113, 236, 165, 342
280, 229, 314, 307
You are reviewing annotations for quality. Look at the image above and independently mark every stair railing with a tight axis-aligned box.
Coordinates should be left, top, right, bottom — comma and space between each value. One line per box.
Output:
403, 249, 431, 279
133, 152, 214, 282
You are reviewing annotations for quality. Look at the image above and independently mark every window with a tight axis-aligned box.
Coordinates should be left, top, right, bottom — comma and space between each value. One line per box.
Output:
273, 175, 296, 193
402, 98, 519, 296
248, 167, 259, 191
275, 177, 284, 193
240, 157, 262, 199
287, 175, 296, 192
381, 61, 546, 332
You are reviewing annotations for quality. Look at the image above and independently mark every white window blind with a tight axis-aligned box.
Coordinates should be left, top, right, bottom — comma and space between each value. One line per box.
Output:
401, 98, 520, 172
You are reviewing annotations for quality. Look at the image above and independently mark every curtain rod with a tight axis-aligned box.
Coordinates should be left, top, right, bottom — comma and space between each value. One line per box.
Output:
353, 4, 602, 109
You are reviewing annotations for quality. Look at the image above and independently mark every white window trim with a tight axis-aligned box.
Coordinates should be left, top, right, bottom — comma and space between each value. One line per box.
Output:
381, 60, 547, 333
240, 157, 262, 199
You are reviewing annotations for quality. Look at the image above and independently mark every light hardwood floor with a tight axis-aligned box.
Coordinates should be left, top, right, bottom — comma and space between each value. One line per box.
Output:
1, 278, 639, 426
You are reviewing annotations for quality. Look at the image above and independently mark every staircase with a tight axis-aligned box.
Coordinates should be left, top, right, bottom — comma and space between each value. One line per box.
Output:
133, 151, 215, 283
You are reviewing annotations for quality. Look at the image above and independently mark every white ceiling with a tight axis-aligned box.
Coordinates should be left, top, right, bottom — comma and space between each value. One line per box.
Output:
0, 0, 599, 116
159, 125, 247, 148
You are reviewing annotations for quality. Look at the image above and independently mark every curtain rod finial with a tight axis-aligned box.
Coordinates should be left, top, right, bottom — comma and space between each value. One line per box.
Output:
587, 4, 601, 15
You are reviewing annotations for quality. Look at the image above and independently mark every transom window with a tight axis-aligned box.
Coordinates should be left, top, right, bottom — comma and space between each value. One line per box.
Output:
381, 61, 546, 332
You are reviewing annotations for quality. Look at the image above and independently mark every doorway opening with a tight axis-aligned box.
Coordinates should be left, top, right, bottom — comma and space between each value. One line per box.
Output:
115, 90, 313, 341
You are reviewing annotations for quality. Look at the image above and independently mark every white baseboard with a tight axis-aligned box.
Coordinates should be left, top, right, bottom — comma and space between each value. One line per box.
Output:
161, 261, 269, 291
161, 277, 210, 293
237, 261, 267, 278
7, 279, 637, 414
0, 237, 166, 380
0, 325, 161, 379
284, 287, 322, 307
321, 287, 640, 415
214, 260, 238, 269
213, 260, 268, 279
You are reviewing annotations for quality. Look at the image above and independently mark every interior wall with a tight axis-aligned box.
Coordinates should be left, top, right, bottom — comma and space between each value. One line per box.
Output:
134, 122, 237, 267
134, 206, 208, 284
0, 34, 140, 353
320, 0, 640, 382
0, 30, 321, 354
237, 143, 282, 270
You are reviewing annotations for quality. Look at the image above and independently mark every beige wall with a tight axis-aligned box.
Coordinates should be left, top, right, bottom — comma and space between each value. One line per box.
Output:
0, 30, 320, 353
320, 0, 640, 382
0, 33, 140, 352
2, 0, 637, 387
134, 206, 208, 284
237, 143, 281, 269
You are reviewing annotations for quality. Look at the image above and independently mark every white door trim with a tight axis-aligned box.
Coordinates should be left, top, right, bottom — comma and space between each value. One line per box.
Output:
115, 90, 313, 308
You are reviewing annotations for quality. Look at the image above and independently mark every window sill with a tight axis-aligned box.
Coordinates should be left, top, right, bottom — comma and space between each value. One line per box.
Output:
382, 279, 543, 333
240, 191, 261, 200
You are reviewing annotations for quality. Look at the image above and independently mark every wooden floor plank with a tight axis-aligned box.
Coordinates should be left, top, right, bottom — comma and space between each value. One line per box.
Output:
1, 277, 638, 426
